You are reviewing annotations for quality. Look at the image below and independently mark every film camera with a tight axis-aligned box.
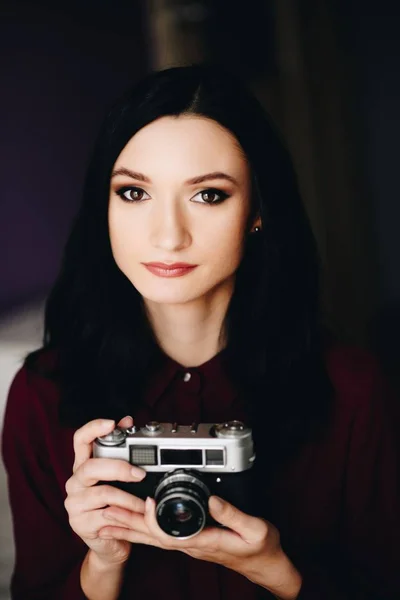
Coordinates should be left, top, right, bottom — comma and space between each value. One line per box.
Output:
93, 420, 256, 539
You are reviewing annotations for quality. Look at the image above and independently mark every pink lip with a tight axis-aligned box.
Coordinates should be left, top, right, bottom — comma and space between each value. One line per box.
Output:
142, 262, 198, 278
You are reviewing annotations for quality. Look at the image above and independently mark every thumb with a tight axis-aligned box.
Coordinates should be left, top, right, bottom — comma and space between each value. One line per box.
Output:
208, 496, 264, 541
209, 496, 244, 530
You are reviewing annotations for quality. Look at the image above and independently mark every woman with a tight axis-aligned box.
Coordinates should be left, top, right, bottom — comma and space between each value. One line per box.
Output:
2, 64, 399, 599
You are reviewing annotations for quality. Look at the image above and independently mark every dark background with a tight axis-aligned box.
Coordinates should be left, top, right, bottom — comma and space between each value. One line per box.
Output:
1, 0, 399, 387
0, 0, 149, 313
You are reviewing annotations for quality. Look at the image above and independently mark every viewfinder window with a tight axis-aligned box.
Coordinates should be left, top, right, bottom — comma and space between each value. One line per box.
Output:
160, 449, 203, 465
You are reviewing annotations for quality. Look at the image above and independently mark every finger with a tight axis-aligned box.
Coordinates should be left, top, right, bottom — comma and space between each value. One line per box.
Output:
143, 497, 197, 549
69, 507, 131, 540
102, 507, 150, 534
117, 415, 133, 429
73, 419, 116, 472
70, 457, 146, 491
208, 496, 267, 542
65, 485, 146, 516
99, 526, 162, 548
143, 497, 173, 542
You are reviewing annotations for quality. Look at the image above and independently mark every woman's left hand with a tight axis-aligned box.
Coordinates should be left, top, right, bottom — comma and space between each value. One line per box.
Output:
100, 495, 302, 598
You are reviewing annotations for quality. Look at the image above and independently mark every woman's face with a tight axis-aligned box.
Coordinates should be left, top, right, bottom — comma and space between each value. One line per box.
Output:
108, 115, 257, 306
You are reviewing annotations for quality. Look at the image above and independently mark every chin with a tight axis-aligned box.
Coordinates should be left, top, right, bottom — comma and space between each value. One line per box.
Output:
128, 268, 235, 306
140, 288, 205, 305
131, 279, 211, 305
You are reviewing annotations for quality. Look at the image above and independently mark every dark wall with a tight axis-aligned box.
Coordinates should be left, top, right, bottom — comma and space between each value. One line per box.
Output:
334, 0, 400, 304
2, 1, 400, 351
333, 0, 400, 381
0, 1, 149, 314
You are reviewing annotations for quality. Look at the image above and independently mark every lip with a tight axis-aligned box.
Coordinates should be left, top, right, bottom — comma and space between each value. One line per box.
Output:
143, 262, 196, 269
142, 262, 198, 278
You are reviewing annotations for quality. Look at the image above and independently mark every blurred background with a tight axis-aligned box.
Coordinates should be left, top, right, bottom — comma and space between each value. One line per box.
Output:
1, 0, 399, 597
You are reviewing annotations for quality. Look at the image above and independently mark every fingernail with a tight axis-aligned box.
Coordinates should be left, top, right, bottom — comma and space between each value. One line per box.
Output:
145, 496, 152, 511
101, 419, 115, 429
131, 467, 146, 480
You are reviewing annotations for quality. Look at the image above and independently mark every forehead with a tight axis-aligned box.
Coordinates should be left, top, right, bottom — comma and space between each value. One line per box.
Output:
114, 115, 249, 178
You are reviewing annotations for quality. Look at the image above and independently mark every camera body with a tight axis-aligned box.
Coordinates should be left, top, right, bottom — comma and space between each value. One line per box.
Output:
93, 420, 256, 539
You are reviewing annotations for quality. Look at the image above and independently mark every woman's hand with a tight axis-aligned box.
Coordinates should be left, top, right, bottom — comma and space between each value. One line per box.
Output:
64, 416, 146, 568
99, 495, 302, 598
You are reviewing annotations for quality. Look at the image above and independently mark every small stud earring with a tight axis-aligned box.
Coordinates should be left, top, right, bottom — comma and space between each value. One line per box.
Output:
253, 226, 261, 233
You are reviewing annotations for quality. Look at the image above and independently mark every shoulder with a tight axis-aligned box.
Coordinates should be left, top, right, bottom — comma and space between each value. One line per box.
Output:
2, 348, 77, 477
324, 344, 382, 394
3, 348, 61, 433
323, 343, 398, 427
2, 350, 78, 506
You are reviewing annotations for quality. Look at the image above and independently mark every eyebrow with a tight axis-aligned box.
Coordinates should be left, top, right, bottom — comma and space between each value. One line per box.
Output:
111, 167, 239, 186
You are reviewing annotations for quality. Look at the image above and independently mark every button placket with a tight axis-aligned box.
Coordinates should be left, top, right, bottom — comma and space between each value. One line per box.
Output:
175, 369, 202, 394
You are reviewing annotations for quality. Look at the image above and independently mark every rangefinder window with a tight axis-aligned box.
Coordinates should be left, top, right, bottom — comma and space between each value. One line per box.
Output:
130, 445, 158, 465
160, 449, 203, 465
205, 449, 224, 466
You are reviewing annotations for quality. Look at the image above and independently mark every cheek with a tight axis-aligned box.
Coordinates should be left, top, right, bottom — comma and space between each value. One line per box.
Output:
203, 220, 247, 269
108, 209, 141, 262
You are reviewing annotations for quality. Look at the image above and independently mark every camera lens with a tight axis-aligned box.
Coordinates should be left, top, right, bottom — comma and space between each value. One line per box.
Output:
154, 469, 210, 539
172, 502, 193, 523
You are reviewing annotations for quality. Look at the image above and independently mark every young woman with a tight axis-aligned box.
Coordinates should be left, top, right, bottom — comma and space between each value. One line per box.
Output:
2, 64, 399, 600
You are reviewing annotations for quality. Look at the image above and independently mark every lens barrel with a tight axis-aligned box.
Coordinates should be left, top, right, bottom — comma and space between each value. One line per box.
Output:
154, 469, 210, 539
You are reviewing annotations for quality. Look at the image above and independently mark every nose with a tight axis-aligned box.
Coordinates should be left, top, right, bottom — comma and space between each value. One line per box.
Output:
149, 199, 191, 252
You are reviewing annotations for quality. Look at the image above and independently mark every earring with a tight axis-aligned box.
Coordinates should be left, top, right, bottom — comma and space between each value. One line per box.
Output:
253, 226, 261, 233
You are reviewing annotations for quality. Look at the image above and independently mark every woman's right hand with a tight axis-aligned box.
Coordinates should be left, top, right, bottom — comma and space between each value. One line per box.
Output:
64, 416, 146, 568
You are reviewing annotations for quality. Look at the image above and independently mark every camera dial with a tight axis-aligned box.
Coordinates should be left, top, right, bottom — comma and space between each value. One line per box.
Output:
96, 427, 127, 447
214, 420, 250, 438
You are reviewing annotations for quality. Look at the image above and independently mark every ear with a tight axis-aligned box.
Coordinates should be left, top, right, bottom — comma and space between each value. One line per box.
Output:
250, 216, 262, 233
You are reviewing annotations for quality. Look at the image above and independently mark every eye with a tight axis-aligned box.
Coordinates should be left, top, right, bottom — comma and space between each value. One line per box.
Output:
115, 186, 151, 203
191, 188, 230, 205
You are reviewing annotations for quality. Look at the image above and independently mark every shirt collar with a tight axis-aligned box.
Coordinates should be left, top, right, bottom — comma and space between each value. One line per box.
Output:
142, 348, 229, 408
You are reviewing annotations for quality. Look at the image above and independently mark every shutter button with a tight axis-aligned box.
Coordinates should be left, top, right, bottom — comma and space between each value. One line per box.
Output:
183, 372, 192, 382
145, 421, 161, 432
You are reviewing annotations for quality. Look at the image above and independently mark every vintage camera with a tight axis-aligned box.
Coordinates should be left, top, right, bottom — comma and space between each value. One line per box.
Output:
93, 420, 256, 539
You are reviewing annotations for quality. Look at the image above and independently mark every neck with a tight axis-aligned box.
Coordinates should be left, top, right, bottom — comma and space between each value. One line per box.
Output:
143, 283, 233, 367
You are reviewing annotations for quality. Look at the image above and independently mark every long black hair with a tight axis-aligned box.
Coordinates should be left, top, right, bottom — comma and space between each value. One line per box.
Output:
26, 64, 334, 469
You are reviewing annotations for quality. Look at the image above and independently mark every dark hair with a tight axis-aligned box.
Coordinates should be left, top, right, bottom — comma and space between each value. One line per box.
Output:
26, 64, 334, 471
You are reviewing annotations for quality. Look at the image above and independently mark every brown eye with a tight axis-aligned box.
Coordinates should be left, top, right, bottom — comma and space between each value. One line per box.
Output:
128, 189, 143, 201
115, 186, 150, 202
191, 188, 230, 205
201, 191, 218, 203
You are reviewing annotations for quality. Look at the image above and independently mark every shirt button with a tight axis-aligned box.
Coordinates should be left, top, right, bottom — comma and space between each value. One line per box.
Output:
183, 372, 192, 382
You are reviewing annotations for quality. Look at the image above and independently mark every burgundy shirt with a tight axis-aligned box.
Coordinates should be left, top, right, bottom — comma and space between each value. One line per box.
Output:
2, 345, 400, 599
